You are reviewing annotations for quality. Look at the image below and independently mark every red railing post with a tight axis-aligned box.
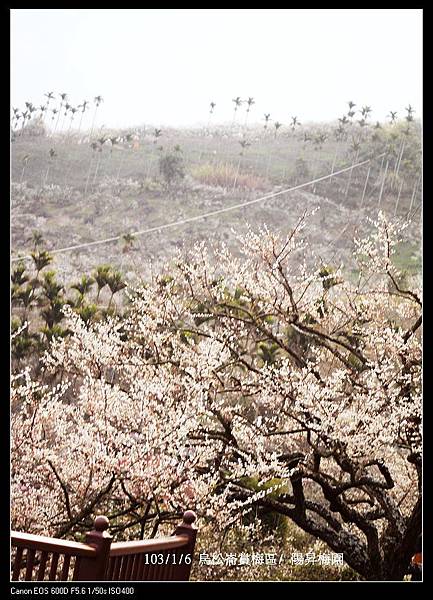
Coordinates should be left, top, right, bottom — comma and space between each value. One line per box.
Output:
172, 510, 197, 581
74, 516, 112, 581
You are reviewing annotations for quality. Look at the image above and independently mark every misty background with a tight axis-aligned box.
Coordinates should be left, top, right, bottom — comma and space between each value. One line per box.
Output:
11, 8, 422, 129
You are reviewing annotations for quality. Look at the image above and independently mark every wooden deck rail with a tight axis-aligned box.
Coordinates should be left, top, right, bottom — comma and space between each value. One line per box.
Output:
11, 510, 197, 581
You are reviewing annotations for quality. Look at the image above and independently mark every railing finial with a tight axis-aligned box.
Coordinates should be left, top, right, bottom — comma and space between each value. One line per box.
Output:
93, 515, 109, 533
182, 510, 197, 526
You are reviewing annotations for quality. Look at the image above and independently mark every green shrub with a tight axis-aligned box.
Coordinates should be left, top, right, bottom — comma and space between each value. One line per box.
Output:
159, 152, 185, 187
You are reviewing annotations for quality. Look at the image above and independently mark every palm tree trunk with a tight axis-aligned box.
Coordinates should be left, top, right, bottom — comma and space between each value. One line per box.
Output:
63, 161, 73, 189
44, 99, 51, 126
116, 151, 126, 182
84, 154, 95, 196
345, 151, 359, 198
265, 153, 272, 179
394, 139, 404, 175
353, 138, 362, 185
394, 179, 404, 216
395, 140, 406, 182
92, 153, 102, 187
409, 175, 420, 213
53, 103, 63, 136
232, 157, 241, 189
231, 108, 238, 135
67, 116, 74, 139
360, 166, 371, 209
60, 111, 67, 136
378, 160, 389, 208
48, 117, 55, 138
378, 154, 385, 181
90, 105, 98, 137
43, 164, 50, 187
146, 145, 155, 179
328, 147, 338, 188
244, 109, 249, 129
78, 111, 85, 136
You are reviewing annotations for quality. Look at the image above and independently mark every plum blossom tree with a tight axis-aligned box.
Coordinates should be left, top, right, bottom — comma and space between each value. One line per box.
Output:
11, 212, 421, 579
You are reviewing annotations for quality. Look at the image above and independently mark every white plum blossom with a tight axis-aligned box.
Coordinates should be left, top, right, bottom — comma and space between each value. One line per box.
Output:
11, 212, 421, 580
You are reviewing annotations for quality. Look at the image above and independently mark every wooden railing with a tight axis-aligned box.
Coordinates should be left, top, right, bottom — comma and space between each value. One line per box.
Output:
11, 511, 197, 581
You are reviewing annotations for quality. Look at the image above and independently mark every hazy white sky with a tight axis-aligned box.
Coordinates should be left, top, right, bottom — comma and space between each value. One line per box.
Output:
11, 8, 422, 129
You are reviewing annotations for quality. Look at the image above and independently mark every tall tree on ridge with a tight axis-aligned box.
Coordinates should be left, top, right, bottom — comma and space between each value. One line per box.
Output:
207, 101, 216, 130
388, 111, 398, 124
90, 95, 103, 137
232, 97, 242, 128
290, 116, 300, 132
43, 148, 57, 187
77, 100, 89, 135
54, 93, 68, 135
244, 97, 255, 127
273, 121, 282, 139
67, 107, 78, 137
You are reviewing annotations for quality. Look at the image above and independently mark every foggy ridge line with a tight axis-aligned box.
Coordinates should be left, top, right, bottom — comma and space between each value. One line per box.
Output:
11, 153, 386, 263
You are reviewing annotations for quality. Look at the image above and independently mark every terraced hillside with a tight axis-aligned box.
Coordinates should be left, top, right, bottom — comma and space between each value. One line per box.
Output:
11, 123, 422, 285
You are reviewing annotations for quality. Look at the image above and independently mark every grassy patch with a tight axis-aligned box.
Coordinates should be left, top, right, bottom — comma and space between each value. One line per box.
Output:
190, 162, 269, 190
393, 241, 421, 274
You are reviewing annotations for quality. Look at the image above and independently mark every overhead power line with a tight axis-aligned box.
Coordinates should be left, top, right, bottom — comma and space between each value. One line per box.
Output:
11, 152, 386, 263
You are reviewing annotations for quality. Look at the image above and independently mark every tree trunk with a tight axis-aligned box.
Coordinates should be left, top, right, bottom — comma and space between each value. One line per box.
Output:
84, 153, 96, 196
382, 497, 421, 581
